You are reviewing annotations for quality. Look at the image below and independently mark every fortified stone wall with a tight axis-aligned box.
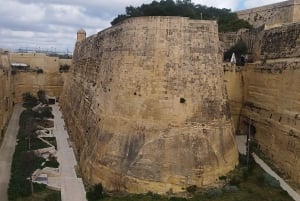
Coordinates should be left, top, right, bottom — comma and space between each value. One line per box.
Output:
10, 53, 72, 73
261, 23, 300, 59
0, 51, 14, 143
220, 26, 265, 62
12, 72, 66, 103
10, 53, 71, 102
237, 0, 300, 28
225, 22, 300, 185
61, 16, 238, 193
0, 51, 69, 141
226, 63, 300, 185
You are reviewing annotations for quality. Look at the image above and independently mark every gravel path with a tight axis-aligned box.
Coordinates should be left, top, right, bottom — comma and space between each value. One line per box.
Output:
0, 104, 23, 201
52, 103, 86, 201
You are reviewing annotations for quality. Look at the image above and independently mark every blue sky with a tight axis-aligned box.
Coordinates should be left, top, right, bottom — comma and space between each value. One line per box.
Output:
0, 0, 283, 53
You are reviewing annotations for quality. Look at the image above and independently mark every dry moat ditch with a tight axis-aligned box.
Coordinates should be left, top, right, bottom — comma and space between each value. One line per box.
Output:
7, 92, 294, 201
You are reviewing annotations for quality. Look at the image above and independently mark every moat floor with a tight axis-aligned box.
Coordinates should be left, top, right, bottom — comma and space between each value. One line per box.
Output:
236, 135, 300, 201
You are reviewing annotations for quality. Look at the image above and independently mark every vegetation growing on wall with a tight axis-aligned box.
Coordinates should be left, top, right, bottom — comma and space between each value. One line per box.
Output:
224, 40, 248, 65
59, 64, 70, 73
85, 155, 292, 201
111, 0, 252, 32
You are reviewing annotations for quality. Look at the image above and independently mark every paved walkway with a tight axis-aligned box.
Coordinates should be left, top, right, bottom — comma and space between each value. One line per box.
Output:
52, 103, 86, 201
236, 135, 247, 155
236, 135, 300, 201
0, 104, 23, 201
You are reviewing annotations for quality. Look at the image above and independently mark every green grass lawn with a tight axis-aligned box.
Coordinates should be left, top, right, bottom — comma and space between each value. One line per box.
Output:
15, 189, 61, 201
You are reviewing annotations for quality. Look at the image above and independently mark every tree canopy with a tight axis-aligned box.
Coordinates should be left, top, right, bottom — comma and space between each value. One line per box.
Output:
111, 0, 252, 32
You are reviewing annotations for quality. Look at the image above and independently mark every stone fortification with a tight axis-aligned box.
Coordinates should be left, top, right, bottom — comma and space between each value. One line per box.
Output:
61, 16, 238, 193
237, 0, 300, 28
12, 72, 66, 103
225, 22, 300, 186
10, 53, 71, 73
10, 53, 71, 102
0, 51, 70, 141
0, 51, 14, 142
261, 23, 300, 59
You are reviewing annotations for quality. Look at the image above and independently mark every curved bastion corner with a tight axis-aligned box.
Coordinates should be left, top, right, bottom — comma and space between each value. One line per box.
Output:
61, 16, 238, 193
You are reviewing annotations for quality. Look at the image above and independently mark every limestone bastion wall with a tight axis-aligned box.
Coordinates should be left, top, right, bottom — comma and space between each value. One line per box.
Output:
225, 22, 300, 185
261, 23, 300, 59
61, 16, 238, 193
0, 51, 14, 143
237, 0, 300, 28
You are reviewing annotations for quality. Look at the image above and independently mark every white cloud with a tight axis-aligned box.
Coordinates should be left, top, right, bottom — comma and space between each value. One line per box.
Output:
243, 0, 283, 9
0, 1, 45, 23
194, 0, 240, 10
0, 0, 284, 53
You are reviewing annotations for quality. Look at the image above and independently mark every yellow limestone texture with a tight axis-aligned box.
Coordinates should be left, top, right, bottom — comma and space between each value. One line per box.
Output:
9, 53, 71, 102
61, 16, 238, 193
225, 23, 300, 185
0, 51, 13, 142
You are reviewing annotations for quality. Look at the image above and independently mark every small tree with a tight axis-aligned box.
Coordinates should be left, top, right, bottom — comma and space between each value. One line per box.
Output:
22, 92, 38, 108
37, 90, 48, 105
35, 107, 54, 119
86, 183, 103, 201
224, 40, 248, 65
186, 185, 197, 194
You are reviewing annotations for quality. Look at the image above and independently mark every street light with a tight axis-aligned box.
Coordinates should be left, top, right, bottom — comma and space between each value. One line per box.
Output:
246, 118, 251, 168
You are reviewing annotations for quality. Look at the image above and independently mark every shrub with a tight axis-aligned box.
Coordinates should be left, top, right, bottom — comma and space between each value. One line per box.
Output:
45, 191, 61, 201
207, 188, 223, 197
36, 68, 44, 73
169, 197, 187, 201
34, 107, 54, 119
43, 159, 59, 168
59, 64, 70, 73
8, 150, 45, 200
37, 90, 49, 104
146, 191, 162, 200
22, 92, 38, 108
86, 183, 104, 201
224, 40, 248, 64
262, 173, 280, 188
229, 174, 243, 186
186, 185, 197, 194
223, 185, 239, 192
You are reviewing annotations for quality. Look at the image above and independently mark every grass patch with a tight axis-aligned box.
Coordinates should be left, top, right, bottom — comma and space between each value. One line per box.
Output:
8, 147, 46, 200
42, 157, 59, 168
18, 137, 51, 151
91, 155, 293, 201
36, 120, 54, 128
15, 189, 61, 201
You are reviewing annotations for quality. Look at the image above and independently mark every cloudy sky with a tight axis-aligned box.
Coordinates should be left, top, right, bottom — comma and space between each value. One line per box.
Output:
0, 0, 283, 54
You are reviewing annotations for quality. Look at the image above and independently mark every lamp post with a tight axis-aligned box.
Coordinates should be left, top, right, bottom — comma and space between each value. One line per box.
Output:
246, 118, 251, 168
